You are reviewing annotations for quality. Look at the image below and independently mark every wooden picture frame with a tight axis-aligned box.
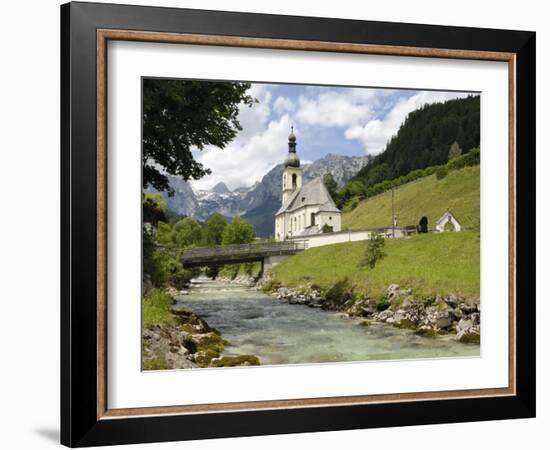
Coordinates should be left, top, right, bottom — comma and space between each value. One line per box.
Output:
61, 1, 536, 447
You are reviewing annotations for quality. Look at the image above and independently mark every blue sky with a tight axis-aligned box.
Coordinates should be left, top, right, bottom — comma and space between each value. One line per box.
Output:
191, 82, 476, 191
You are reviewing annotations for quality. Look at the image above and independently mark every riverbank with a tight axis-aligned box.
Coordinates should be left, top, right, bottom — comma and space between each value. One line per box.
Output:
262, 282, 480, 343
262, 232, 481, 343
176, 278, 479, 364
142, 288, 260, 370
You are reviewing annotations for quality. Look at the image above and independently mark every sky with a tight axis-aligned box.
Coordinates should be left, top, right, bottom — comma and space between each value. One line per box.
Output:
190, 82, 476, 191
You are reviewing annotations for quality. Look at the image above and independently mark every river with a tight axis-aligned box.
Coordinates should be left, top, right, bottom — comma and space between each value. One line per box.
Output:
174, 278, 479, 366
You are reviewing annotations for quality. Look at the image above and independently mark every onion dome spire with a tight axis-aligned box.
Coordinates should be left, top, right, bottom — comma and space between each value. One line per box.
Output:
284, 125, 300, 168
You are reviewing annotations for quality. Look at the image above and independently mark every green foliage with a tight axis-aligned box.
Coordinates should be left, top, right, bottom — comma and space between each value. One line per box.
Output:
337, 180, 367, 208
324, 278, 356, 307
220, 264, 241, 279
142, 289, 175, 327
448, 141, 462, 160
156, 221, 173, 245
342, 165, 480, 231
142, 79, 256, 193
269, 231, 480, 300
211, 355, 260, 367
341, 196, 361, 213
375, 297, 391, 311
436, 166, 449, 180
361, 235, 386, 269
321, 224, 334, 233
203, 213, 227, 246
447, 147, 480, 170
222, 216, 256, 245
346, 95, 480, 194
143, 355, 169, 371
149, 248, 192, 289
143, 192, 167, 225
323, 173, 339, 203
219, 262, 262, 279
172, 217, 203, 247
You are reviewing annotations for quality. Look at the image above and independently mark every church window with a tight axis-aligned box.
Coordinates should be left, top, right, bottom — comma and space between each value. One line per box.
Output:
292, 173, 297, 189
311, 212, 316, 226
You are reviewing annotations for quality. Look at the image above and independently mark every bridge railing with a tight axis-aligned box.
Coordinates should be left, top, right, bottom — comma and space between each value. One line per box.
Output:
180, 240, 307, 263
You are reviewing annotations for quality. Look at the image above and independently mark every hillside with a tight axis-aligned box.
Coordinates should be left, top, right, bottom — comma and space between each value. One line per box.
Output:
342, 165, 479, 231
354, 95, 480, 187
269, 231, 480, 300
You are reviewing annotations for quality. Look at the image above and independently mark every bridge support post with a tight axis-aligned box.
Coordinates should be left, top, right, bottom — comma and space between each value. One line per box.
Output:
261, 254, 289, 277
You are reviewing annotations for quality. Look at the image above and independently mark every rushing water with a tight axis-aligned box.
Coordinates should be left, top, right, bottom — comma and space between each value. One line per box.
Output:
174, 278, 479, 366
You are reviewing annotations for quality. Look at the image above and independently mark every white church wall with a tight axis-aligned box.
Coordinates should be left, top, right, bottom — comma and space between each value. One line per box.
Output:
292, 229, 373, 248
317, 211, 341, 232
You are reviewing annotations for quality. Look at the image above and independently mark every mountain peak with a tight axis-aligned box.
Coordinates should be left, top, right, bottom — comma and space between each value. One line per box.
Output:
212, 182, 230, 194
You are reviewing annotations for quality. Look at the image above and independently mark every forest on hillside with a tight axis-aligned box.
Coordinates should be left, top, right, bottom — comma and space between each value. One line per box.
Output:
336, 95, 480, 207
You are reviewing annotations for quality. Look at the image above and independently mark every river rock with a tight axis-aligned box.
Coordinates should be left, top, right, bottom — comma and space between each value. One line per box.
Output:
386, 284, 400, 299
435, 315, 453, 330
459, 302, 477, 314
445, 294, 459, 308
456, 328, 480, 344
456, 318, 473, 333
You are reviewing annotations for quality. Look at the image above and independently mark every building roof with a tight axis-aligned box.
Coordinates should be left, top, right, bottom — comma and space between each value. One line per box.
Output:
435, 209, 462, 227
276, 177, 340, 215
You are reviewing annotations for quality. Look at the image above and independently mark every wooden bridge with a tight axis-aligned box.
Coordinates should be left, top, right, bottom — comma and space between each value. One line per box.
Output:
180, 240, 306, 268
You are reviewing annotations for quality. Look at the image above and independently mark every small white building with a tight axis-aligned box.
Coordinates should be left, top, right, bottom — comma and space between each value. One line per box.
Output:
435, 209, 462, 232
275, 127, 342, 241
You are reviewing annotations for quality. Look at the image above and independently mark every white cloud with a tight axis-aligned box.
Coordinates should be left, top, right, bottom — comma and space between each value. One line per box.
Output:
345, 91, 472, 154
273, 96, 295, 115
295, 90, 372, 127
190, 86, 475, 190
191, 115, 292, 191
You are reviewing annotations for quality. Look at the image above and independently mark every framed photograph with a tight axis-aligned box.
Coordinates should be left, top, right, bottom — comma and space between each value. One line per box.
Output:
61, 1, 536, 447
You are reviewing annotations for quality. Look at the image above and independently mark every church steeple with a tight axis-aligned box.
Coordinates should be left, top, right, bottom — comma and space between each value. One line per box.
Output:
284, 125, 300, 168
282, 125, 303, 204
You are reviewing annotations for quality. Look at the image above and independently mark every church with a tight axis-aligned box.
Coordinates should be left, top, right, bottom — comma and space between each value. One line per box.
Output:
275, 127, 342, 241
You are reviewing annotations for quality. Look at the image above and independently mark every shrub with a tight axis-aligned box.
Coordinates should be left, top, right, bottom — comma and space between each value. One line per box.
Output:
436, 166, 449, 180
448, 141, 463, 160
142, 289, 175, 326
324, 278, 356, 307
342, 196, 360, 213
376, 297, 390, 311
361, 235, 386, 269
447, 147, 480, 170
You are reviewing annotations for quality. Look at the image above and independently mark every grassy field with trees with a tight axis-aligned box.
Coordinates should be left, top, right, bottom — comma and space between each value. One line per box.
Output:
268, 231, 480, 300
342, 164, 480, 231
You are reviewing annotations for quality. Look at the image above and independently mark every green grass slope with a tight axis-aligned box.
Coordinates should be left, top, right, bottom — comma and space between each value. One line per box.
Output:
269, 231, 480, 300
342, 165, 480, 231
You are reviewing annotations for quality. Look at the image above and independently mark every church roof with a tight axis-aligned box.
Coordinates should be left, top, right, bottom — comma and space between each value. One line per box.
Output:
276, 177, 340, 215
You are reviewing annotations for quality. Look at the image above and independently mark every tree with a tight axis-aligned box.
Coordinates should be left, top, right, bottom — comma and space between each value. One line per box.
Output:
436, 166, 448, 180
361, 235, 386, 269
172, 217, 203, 248
204, 213, 227, 246
448, 141, 462, 160
142, 79, 256, 193
222, 217, 255, 245
143, 192, 167, 225
323, 173, 339, 202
